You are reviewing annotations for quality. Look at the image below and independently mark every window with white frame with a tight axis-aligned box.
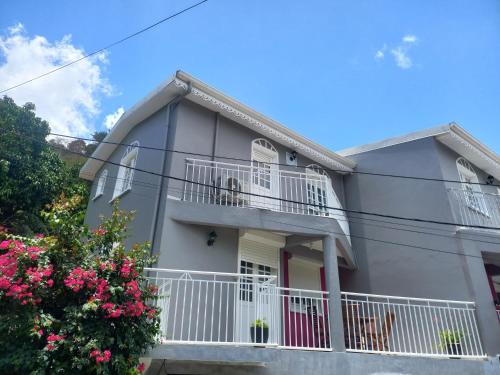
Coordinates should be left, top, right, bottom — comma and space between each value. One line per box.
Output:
456, 157, 488, 215
306, 165, 330, 216
112, 141, 139, 200
94, 169, 108, 199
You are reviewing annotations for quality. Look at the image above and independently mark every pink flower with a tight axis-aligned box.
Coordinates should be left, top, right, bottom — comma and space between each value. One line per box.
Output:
106, 308, 123, 319
47, 344, 56, 351
0, 240, 10, 250
92, 349, 111, 363
137, 362, 145, 373
47, 333, 65, 342
34, 233, 45, 239
38, 330, 44, 335
93, 228, 107, 236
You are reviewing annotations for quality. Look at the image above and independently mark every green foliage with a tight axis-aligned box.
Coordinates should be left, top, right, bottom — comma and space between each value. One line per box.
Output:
250, 319, 269, 329
0, 196, 160, 374
439, 329, 464, 346
0, 96, 89, 236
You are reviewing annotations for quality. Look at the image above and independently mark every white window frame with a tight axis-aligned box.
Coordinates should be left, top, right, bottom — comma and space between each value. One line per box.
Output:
93, 169, 108, 200
456, 157, 489, 216
306, 164, 331, 216
112, 141, 139, 201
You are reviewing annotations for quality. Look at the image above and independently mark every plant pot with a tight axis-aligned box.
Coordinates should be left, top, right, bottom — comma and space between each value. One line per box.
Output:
250, 326, 269, 344
447, 343, 462, 357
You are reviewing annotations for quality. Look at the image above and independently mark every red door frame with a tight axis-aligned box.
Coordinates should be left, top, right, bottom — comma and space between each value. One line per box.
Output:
282, 251, 328, 347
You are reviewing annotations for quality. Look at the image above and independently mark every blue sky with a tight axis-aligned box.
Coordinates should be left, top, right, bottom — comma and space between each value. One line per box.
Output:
1, 0, 499, 152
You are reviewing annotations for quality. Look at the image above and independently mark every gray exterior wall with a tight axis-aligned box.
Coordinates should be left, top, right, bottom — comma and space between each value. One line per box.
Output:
84, 107, 170, 248
164, 99, 346, 205
342, 137, 500, 355
83, 94, 500, 360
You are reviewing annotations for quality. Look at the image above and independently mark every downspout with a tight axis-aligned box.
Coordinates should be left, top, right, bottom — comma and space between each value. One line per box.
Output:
149, 82, 192, 257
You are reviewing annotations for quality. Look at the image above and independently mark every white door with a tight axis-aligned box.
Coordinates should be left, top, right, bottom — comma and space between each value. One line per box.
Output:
251, 144, 279, 210
236, 238, 279, 344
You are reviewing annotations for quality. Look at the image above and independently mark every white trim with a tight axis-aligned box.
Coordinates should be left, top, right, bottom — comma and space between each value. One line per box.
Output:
112, 142, 139, 200
80, 72, 355, 181
93, 169, 108, 200
337, 123, 500, 181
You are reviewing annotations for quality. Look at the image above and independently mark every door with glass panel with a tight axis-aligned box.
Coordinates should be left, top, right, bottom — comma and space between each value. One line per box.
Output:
250, 140, 279, 210
236, 260, 277, 344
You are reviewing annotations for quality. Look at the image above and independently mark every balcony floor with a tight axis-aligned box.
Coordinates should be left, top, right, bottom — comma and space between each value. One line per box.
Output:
146, 344, 497, 375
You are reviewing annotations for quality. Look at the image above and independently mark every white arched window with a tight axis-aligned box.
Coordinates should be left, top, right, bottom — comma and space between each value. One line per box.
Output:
306, 164, 330, 216
250, 139, 279, 210
112, 141, 139, 200
456, 157, 488, 214
94, 169, 108, 199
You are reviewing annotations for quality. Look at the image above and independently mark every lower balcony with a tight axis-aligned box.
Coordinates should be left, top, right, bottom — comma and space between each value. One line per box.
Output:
146, 268, 486, 360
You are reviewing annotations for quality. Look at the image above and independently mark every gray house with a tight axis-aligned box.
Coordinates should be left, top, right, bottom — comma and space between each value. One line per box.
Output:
80, 71, 500, 374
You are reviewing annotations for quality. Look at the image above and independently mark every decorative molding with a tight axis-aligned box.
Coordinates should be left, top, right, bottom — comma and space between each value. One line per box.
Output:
174, 78, 352, 172
445, 131, 498, 167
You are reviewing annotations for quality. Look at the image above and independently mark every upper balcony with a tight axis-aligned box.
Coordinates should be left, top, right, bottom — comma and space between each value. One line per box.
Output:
182, 158, 350, 241
447, 188, 500, 231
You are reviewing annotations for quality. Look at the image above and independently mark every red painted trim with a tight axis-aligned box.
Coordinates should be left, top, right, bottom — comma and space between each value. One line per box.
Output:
320, 267, 326, 292
485, 265, 498, 303
320, 266, 329, 332
283, 251, 290, 346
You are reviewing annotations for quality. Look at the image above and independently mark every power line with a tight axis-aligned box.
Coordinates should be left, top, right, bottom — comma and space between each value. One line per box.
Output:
84, 173, 500, 263
5, 128, 500, 261
89, 173, 500, 246
51, 132, 500, 188
0, 0, 208, 94
37, 136, 500, 231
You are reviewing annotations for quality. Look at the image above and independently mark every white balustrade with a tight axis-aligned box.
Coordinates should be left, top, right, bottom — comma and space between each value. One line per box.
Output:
341, 292, 485, 359
183, 158, 350, 240
145, 268, 486, 358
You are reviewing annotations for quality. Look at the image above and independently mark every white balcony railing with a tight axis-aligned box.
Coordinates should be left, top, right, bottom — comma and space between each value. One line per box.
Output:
183, 158, 350, 241
448, 188, 500, 230
341, 292, 485, 359
145, 268, 331, 351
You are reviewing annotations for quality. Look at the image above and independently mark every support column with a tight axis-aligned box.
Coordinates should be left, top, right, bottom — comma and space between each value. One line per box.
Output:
323, 235, 345, 351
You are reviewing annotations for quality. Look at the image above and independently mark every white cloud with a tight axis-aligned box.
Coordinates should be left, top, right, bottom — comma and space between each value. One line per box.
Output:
375, 34, 418, 69
375, 50, 385, 60
402, 34, 417, 44
391, 47, 413, 69
0, 24, 112, 136
104, 107, 125, 129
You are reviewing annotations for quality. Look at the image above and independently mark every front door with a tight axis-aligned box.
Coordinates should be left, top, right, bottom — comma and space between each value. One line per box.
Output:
236, 238, 279, 344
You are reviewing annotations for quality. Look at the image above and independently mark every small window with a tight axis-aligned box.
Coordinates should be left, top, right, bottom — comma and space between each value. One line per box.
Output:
112, 141, 139, 200
456, 157, 488, 215
94, 169, 108, 199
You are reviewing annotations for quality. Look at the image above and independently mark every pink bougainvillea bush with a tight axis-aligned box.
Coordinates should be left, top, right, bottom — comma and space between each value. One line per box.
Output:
0, 195, 160, 374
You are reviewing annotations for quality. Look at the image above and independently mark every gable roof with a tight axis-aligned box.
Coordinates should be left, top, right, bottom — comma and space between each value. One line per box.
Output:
80, 71, 356, 181
337, 123, 500, 180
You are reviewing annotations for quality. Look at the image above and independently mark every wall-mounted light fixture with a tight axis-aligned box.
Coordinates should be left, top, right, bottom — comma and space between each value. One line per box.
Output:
486, 175, 494, 185
286, 151, 298, 166
207, 231, 217, 246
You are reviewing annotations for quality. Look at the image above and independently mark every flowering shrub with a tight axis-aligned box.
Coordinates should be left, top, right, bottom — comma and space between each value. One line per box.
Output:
0, 195, 160, 374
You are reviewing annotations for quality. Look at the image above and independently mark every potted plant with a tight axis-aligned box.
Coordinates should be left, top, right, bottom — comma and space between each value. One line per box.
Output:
439, 329, 464, 356
250, 319, 269, 344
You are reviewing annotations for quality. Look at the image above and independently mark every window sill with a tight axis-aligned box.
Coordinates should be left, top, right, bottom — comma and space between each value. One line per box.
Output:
109, 188, 131, 203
